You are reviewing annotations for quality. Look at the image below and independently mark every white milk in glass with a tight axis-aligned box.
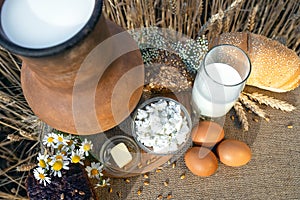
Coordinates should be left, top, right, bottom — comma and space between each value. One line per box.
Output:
1, 0, 95, 48
192, 63, 243, 117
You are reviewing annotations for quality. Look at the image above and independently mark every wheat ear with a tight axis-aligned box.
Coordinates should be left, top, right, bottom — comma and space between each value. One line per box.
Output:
247, 4, 258, 32
239, 94, 269, 121
233, 101, 249, 131
16, 163, 37, 172
243, 92, 296, 112
197, 0, 245, 36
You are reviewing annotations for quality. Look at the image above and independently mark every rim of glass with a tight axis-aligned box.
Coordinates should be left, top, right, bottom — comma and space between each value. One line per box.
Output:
0, 0, 102, 57
99, 135, 141, 171
202, 44, 252, 87
131, 96, 192, 156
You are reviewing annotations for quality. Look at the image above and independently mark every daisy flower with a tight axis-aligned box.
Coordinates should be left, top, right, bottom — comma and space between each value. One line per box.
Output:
85, 162, 103, 180
52, 152, 67, 161
46, 157, 52, 165
54, 133, 69, 146
55, 142, 73, 157
33, 167, 51, 186
70, 149, 84, 165
49, 158, 69, 178
55, 143, 65, 151
65, 135, 77, 150
42, 132, 56, 147
37, 153, 49, 169
95, 178, 111, 188
80, 139, 93, 156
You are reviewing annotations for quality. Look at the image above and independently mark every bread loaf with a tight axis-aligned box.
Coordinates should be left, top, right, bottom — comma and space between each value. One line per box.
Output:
210, 32, 300, 92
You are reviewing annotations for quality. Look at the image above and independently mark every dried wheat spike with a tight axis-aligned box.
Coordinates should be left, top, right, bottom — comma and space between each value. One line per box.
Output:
211, 9, 224, 38
0, 91, 11, 103
233, 101, 249, 131
239, 94, 269, 121
168, 0, 177, 14
7, 134, 21, 142
197, 0, 245, 36
243, 92, 296, 112
223, 16, 231, 32
16, 163, 37, 172
247, 4, 258, 32
19, 130, 38, 141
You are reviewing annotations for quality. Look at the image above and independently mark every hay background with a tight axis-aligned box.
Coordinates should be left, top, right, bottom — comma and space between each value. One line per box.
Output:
0, 0, 299, 199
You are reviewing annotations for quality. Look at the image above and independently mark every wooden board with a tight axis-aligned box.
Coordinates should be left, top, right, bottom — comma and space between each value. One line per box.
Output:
84, 91, 193, 178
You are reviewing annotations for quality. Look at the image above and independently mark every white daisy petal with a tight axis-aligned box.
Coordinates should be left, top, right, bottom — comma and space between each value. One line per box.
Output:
33, 167, 51, 186
37, 153, 49, 169
54, 133, 69, 145
80, 139, 93, 156
50, 158, 69, 177
42, 132, 56, 147
70, 149, 84, 165
85, 162, 103, 180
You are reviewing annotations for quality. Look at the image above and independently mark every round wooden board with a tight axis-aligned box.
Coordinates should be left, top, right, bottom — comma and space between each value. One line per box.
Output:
83, 91, 192, 178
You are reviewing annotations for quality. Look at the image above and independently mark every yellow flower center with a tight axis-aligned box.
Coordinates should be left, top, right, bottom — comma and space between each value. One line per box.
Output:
71, 155, 81, 163
83, 143, 91, 151
47, 137, 54, 143
39, 174, 45, 180
39, 160, 47, 168
58, 136, 64, 142
61, 151, 67, 156
47, 158, 52, 163
91, 169, 99, 176
52, 161, 63, 171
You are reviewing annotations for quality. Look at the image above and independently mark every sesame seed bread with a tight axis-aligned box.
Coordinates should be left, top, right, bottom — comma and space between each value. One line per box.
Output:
210, 32, 300, 92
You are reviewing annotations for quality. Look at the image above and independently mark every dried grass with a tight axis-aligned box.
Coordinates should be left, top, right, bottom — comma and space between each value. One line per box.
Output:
103, 0, 300, 54
0, 49, 39, 199
0, 0, 299, 198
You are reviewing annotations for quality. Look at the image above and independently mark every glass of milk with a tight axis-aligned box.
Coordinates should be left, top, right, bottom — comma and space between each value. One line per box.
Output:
191, 44, 251, 118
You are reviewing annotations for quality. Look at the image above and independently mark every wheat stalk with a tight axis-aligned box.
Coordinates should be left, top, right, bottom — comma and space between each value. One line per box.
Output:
102, 0, 300, 55
19, 129, 38, 141
239, 93, 269, 121
222, 15, 231, 33
197, 0, 245, 37
0, 91, 12, 103
210, 9, 224, 39
16, 163, 37, 172
243, 92, 296, 112
0, 48, 40, 199
233, 101, 249, 131
247, 4, 258, 32
7, 134, 22, 142
168, 0, 177, 14
0, 192, 29, 200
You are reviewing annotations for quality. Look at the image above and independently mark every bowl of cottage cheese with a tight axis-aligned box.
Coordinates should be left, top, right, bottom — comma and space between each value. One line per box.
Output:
132, 97, 192, 155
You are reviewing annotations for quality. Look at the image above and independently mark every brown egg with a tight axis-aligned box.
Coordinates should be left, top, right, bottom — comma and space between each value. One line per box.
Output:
217, 139, 252, 167
184, 147, 218, 177
191, 121, 224, 147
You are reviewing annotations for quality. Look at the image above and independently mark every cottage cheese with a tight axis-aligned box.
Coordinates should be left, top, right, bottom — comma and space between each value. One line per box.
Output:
134, 99, 190, 154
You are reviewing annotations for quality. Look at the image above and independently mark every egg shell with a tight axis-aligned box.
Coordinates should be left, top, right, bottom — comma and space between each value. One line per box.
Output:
184, 147, 218, 177
191, 121, 225, 147
217, 139, 252, 167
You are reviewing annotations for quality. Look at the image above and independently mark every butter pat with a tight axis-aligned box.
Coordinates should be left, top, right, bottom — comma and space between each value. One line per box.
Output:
110, 142, 133, 168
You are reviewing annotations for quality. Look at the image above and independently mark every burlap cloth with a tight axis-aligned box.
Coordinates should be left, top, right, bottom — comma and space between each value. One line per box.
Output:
94, 85, 300, 200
